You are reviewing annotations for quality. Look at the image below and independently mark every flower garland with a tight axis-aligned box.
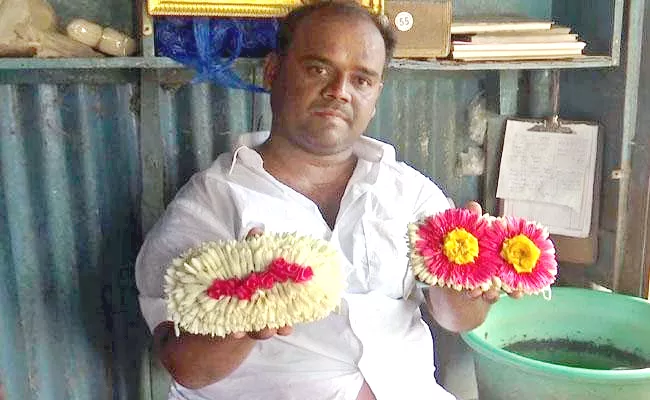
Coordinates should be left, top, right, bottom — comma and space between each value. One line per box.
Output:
164, 233, 344, 337
408, 208, 495, 291
409, 209, 558, 296
483, 216, 557, 296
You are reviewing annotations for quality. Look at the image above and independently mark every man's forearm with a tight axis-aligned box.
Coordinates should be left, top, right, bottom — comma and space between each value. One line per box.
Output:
426, 286, 491, 333
154, 321, 257, 389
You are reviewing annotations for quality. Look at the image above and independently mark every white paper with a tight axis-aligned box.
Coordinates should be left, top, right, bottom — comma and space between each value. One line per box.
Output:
502, 199, 591, 237
496, 120, 599, 238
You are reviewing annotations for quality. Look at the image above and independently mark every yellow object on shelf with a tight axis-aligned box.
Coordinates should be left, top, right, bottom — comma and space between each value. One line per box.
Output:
147, 0, 383, 17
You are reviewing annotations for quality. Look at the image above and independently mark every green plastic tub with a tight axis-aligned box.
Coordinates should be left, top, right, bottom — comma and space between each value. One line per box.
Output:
461, 287, 650, 400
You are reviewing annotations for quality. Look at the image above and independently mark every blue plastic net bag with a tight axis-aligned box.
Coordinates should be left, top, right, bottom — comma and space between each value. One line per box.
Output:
155, 17, 279, 92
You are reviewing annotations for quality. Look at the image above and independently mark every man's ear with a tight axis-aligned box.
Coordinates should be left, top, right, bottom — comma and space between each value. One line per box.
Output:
263, 52, 280, 90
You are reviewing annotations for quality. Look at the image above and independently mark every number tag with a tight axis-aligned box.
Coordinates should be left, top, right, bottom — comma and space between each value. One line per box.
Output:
394, 11, 414, 32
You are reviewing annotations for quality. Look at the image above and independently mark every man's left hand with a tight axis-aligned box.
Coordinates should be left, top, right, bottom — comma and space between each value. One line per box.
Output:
466, 284, 523, 305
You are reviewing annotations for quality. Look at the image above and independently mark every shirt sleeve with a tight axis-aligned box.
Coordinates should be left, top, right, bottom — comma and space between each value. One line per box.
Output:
135, 173, 236, 332
409, 169, 453, 220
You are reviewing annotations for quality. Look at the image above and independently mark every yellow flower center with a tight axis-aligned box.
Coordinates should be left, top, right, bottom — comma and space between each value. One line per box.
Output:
501, 234, 541, 273
443, 228, 479, 265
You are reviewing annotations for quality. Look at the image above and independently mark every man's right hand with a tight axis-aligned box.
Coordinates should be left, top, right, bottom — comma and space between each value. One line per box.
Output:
231, 325, 294, 340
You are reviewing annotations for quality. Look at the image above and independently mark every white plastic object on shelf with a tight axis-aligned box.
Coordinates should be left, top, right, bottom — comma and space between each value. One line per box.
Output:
28, 0, 57, 31
97, 27, 136, 57
66, 19, 102, 47
66, 18, 136, 57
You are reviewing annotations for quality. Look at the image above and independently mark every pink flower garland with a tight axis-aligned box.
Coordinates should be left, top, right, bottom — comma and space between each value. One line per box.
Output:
410, 209, 558, 295
412, 208, 496, 290
483, 216, 558, 294
206, 258, 314, 301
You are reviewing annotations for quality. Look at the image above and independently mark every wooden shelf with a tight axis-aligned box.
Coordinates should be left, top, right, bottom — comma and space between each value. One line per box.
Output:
390, 55, 617, 71
0, 55, 617, 71
0, 57, 177, 70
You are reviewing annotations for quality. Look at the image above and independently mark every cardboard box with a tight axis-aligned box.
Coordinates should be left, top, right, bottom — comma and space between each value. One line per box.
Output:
385, 0, 451, 58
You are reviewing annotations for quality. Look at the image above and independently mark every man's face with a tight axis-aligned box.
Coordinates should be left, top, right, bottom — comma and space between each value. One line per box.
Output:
264, 11, 386, 156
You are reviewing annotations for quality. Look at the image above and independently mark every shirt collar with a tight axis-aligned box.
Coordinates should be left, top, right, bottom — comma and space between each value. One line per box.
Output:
228, 145, 264, 175
353, 135, 396, 163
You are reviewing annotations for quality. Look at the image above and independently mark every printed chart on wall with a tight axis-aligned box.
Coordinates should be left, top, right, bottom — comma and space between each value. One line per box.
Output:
496, 119, 600, 238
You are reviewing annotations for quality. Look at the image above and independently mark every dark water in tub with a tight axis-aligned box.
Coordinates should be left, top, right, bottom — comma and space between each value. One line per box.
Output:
503, 339, 650, 370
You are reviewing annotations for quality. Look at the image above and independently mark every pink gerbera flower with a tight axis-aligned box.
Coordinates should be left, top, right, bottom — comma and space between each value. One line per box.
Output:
483, 216, 558, 295
408, 208, 496, 291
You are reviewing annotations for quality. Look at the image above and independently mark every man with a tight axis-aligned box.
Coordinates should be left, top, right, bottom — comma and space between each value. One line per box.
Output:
136, 2, 506, 399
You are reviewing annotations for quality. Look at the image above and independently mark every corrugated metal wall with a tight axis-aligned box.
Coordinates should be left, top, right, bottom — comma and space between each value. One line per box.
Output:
0, 64, 484, 399
0, 79, 143, 399
371, 70, 485, 207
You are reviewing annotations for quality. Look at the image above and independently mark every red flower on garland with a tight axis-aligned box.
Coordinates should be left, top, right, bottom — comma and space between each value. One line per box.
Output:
206, 257, 314, 301
409, 208, 496, 290
483, 216, 558, 295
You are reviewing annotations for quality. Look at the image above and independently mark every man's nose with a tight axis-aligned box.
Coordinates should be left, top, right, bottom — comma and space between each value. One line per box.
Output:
323, 74, 352, 103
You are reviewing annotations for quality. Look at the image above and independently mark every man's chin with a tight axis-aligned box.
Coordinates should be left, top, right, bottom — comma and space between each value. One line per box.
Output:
292, 125, 362, 155
299, 137, 354, 156
305, 140, 356, 156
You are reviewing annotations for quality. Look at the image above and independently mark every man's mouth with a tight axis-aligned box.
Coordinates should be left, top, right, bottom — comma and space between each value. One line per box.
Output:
311, 108, 349, 121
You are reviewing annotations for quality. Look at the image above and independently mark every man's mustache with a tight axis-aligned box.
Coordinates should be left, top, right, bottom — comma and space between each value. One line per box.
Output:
309, 103, 352, 120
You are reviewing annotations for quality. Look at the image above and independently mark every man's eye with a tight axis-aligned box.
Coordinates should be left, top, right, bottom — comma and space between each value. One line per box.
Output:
356, 77, 373, 87
308, 66, 327, 76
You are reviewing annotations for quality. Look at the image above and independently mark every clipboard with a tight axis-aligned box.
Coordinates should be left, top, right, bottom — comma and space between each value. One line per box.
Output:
496, 71, 602, 265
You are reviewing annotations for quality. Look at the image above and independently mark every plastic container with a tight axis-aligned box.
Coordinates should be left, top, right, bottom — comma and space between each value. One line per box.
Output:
461, 287, 650, 400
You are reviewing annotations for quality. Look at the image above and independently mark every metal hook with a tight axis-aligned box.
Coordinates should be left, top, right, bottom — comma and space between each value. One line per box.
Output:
528, 70, 574, 133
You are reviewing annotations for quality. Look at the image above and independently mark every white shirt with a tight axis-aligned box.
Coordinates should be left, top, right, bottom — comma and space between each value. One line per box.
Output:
136, 133, 456, 400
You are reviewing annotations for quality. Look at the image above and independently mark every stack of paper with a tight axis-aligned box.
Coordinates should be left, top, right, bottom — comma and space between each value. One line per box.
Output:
496, 120, 599, 238
450, 16, 586, 61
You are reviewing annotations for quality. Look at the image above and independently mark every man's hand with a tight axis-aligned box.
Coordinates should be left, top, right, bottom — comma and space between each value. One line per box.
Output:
466, 281, 523, 304
426, 201, 522, 332
230, 325, 294, 340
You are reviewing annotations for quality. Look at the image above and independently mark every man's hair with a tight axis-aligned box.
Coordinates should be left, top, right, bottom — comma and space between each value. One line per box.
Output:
276, 0, 396, 65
